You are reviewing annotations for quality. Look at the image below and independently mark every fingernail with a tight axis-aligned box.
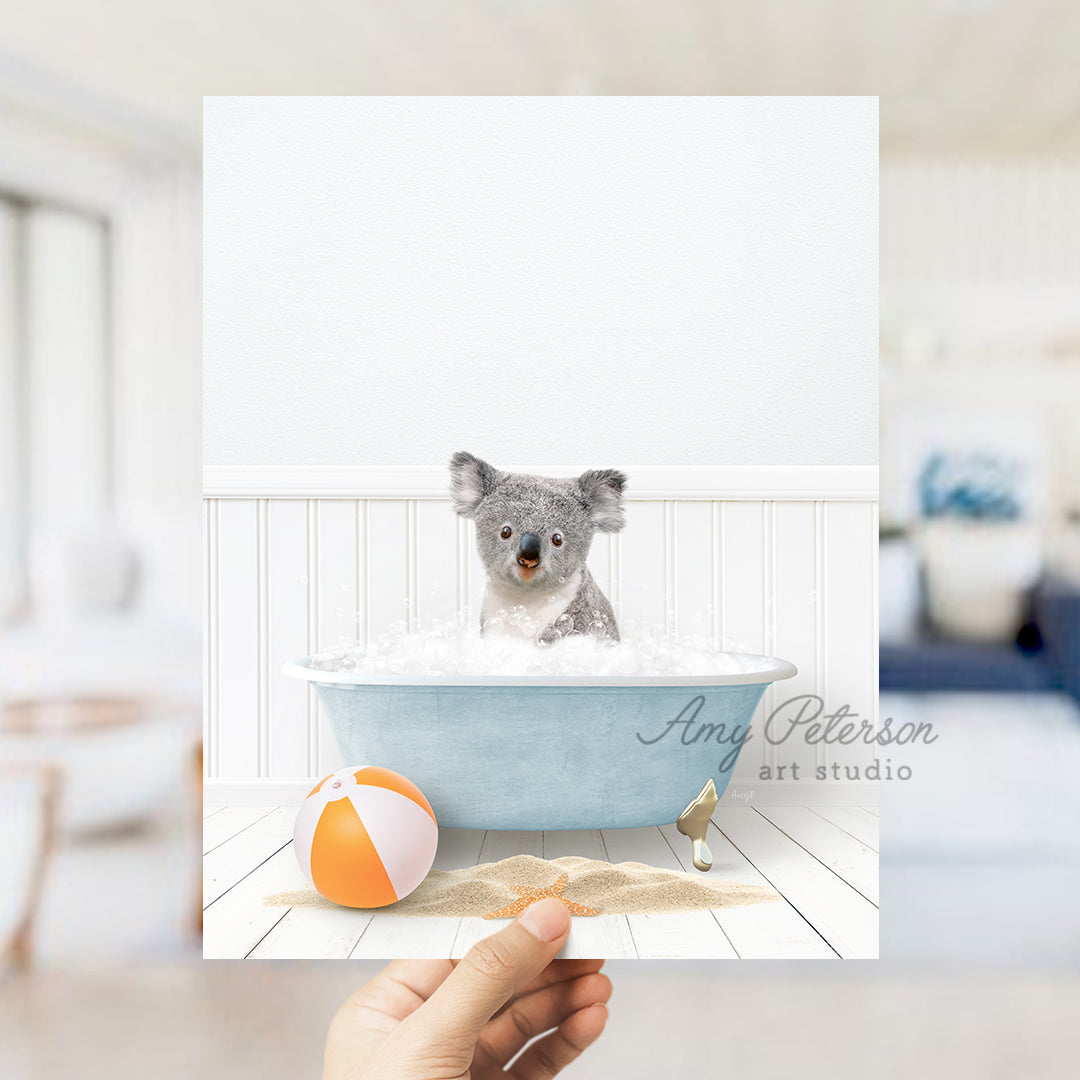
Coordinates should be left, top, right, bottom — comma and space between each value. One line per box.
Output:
516, 898, 570, 942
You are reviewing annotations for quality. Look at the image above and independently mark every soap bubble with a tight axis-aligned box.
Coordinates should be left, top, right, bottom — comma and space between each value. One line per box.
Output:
308, 612, 779, 678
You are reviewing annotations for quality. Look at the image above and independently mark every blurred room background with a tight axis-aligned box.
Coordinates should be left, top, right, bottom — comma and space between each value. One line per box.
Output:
2, 1, 1080, 1077
0, 32, 202, 971
879, 158, 1080, 964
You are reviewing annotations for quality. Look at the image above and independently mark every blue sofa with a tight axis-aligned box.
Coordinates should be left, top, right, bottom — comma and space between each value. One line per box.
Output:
880, 577, 1080, 699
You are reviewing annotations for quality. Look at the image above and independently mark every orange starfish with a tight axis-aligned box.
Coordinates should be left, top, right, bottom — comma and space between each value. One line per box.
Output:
482, 871, 599, 920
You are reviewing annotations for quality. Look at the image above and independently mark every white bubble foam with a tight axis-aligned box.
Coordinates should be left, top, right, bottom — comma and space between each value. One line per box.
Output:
308, 616, 778, 677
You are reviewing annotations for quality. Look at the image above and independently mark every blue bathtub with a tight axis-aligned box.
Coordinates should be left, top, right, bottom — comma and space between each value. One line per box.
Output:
284, 657, 796, 832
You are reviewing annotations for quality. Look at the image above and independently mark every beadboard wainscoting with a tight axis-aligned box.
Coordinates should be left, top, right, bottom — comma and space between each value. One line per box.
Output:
203, 466, 878, 807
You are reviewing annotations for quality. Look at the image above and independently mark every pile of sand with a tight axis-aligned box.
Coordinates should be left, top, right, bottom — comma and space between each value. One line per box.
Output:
264, 854, 779, 918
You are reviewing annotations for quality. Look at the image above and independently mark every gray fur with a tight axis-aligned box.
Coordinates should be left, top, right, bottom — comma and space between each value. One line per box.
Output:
449, 451, 627, 643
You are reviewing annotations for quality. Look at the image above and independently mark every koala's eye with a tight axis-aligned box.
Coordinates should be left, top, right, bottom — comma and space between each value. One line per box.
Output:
551, 532, 564, 547
500, 525, 513, 539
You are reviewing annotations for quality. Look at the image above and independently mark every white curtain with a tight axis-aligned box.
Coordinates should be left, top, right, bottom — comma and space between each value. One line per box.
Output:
0, 201, 19, 622
26, 207, 110, 529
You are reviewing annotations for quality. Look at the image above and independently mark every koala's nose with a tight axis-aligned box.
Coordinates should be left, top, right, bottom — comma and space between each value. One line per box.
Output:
517, 532, 542, 568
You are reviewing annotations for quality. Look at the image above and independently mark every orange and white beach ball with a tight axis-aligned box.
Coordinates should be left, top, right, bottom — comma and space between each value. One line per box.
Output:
293, 765, 438, 908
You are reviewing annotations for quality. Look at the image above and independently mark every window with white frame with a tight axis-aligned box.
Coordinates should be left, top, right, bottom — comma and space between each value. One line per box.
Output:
0, 193, 113, 624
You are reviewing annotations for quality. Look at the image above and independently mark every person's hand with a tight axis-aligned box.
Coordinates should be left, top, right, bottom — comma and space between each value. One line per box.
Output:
324, 897, 611, 1079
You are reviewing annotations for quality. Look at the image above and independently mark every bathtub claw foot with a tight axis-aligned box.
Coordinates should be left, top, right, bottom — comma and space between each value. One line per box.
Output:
676, 778, 718, 872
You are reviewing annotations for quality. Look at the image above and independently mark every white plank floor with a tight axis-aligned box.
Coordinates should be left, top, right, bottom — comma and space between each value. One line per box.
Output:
203, 805, 878, 959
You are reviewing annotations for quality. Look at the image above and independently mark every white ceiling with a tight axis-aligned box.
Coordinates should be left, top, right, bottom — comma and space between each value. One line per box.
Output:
0, 0, 1078, 156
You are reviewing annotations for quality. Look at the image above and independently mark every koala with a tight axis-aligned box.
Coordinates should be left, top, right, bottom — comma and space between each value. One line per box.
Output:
449, 451, 627, 644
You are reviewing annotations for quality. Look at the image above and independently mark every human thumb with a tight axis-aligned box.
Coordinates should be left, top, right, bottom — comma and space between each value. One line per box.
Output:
400, 898, 571, 1056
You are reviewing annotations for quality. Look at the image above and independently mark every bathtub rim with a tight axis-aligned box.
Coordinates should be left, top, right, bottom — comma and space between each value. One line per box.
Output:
282, 653, 797, 688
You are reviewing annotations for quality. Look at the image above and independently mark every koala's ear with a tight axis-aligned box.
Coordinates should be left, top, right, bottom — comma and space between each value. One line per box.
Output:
449, 451, 501, 517
578, 469, 628, 532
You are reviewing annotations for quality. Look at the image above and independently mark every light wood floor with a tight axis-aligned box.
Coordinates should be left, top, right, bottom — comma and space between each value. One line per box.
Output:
203, 804, 878, 959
